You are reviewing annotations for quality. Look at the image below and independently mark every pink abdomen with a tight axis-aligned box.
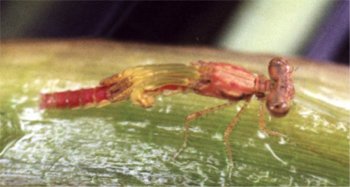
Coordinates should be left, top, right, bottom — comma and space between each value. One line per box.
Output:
40, 85, 111, 109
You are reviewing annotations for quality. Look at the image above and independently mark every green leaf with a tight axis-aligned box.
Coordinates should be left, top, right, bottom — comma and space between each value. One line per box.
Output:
0, 40, 348, 186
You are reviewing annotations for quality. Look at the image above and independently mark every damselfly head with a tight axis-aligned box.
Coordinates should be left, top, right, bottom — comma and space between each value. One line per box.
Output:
266, 57, 295, 117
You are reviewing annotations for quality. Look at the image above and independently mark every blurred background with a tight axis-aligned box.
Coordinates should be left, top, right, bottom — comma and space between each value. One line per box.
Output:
1, 0, 348, 64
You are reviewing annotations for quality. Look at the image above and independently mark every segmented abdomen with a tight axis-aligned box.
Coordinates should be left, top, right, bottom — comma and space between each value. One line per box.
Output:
40, 85, 112, 109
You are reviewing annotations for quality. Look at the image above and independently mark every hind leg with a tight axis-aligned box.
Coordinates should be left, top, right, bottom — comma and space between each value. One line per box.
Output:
173, 102, 235, 159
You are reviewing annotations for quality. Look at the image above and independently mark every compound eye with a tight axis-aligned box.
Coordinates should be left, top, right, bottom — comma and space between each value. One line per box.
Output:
266, 90, 291, 117
267, 101, 289, 117
268, 57, 290, 80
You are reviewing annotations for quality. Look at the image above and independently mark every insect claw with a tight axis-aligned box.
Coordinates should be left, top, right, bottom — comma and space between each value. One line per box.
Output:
226, 159, 235, 180
260, 128, 286, 138
172, 146, 184, 160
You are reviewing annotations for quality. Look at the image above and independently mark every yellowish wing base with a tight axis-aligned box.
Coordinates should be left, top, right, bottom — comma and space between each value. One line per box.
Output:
100, 63, 200, 107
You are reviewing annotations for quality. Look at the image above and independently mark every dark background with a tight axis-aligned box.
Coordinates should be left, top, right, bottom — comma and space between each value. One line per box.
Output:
1, 1, 348, 64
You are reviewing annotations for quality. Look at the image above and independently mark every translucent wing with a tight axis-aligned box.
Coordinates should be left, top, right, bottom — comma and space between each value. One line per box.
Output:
100, 63, 200, 107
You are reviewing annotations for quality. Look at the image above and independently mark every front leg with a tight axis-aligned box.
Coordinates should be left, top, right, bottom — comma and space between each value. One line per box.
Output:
259, 98, 286, 137
223, 97, 251, 169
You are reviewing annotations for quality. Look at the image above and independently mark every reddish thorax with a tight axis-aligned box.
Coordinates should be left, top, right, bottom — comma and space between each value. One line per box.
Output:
191, 61, 263, 100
